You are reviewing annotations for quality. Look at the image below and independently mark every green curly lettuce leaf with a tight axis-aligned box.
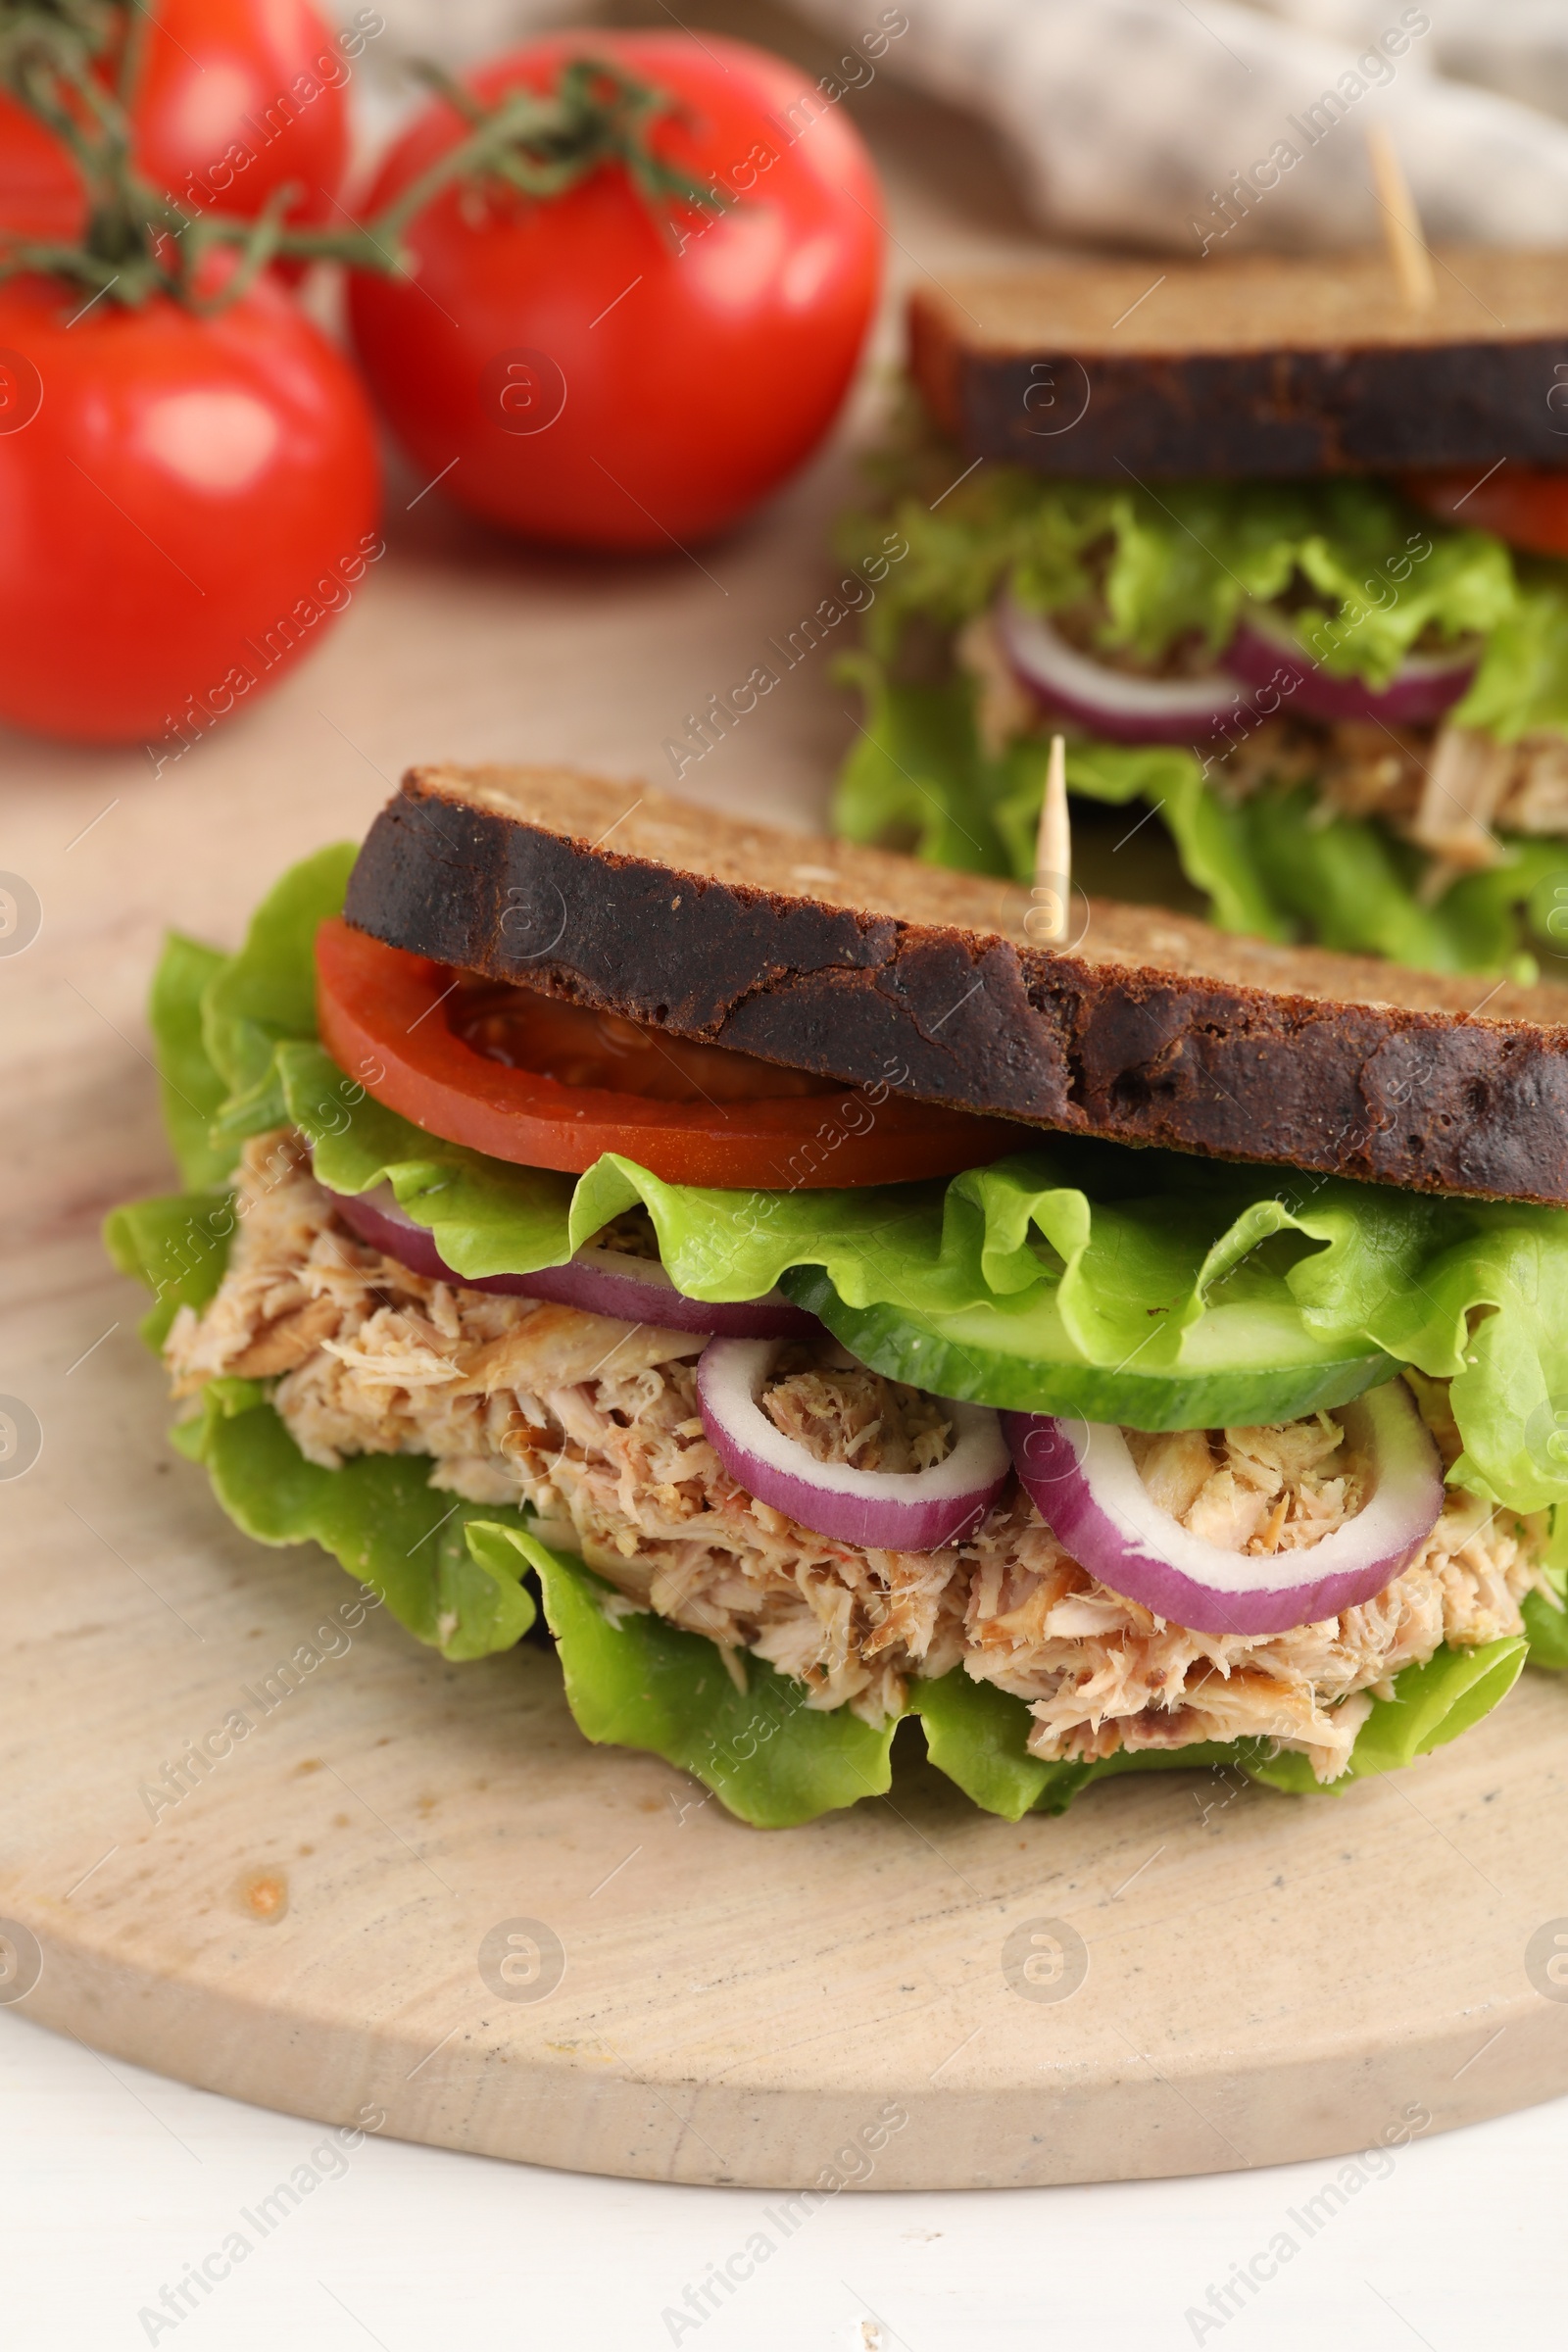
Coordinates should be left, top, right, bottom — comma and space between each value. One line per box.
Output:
104, 1188, 235, 1348
172, 1380, 536, 1660
834, 662, 1557, 976
912, 1640, 1529, 1818
1453, 576, 1568, 743
150, 934, 240, 1189
497, 1529, 899, 1827
832, 654, 1013, 876
204, 842, 359, 1136
575, 1145, 1568, 1520
571, 1146, 1396, 1429
840, 457, 1531, 690
1237, 785, 1566, 972
147, 848, 580, 1282
465, 1533, 1544, 1822
999, 720, 1288, 942
905, 1668, 1107, 1817
1523, 1589, 1568, 1670
1247, 1639, 1529, 1793
278, 1040, 576, 1278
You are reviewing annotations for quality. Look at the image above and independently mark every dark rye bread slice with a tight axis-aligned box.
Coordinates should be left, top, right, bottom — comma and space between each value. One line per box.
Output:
908, 246, 1568, 477
344, 763, 1568, 1206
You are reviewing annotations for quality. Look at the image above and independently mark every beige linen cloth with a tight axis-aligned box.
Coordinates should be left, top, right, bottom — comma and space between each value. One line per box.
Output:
785, 0, 1568, 248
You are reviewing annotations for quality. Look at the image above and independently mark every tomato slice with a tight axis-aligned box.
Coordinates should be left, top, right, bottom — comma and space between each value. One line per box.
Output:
448, 975, 831, 1103
1402, 466, 1568, 559
316, 917, 1026, 1190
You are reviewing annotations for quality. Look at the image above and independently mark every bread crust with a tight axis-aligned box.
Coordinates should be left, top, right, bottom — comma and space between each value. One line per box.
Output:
343, 763, 1568, 1205
907, 248, 1568, 476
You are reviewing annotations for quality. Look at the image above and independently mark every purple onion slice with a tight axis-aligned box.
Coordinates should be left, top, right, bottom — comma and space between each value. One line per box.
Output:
1004, 1379, 1443, 1637
697, 1336, 1010, 1552
1222, 608, 1478, 728
997, 592, 1247, 746
326, 1181, 818, 1340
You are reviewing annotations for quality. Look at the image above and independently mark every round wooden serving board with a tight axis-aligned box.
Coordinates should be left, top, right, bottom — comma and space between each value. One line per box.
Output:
4, 45, 1568, 2173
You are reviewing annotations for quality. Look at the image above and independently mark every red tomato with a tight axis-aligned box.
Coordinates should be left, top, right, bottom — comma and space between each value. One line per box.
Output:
317, 920, 1018, 1189
0, 271, 380, 746
0, 101, 75, 242
1403, 467, 1568, 559
346, 32, 884, 550
0, 0, 356, 254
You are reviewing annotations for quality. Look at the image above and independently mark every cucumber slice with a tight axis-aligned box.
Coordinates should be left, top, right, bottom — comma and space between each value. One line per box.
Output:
782, 1268, 1397, 1431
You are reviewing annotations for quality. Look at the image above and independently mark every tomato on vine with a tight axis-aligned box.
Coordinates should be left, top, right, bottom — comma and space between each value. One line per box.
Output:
0, 1, 366, 256
0, 269, 380, 745
347, 32, 885, 550
0, 11, 886, 744
0, 1, 386, 744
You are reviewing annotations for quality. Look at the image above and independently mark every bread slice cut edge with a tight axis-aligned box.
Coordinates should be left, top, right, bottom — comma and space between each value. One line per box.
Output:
340, 763, 1568, 1207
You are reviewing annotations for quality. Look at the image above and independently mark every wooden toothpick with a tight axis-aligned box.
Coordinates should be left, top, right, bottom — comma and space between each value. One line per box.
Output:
1030, 732, 1070, 949
1365, 122, 1436, 312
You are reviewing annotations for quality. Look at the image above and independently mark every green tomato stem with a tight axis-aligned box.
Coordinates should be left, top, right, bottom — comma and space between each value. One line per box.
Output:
0, 1, 727, 313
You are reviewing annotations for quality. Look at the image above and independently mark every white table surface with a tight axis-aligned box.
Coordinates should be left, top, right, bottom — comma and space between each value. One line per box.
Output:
3, 2000, 1565, 2349
7, 6, 1567, 2339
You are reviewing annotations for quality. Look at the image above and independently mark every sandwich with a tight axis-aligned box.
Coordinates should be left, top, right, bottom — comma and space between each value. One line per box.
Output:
833, 246, 1568, 978
106, 763, 1568, 1828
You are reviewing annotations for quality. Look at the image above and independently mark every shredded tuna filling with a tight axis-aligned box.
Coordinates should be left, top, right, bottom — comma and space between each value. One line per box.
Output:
164, 1132, 1559, 1782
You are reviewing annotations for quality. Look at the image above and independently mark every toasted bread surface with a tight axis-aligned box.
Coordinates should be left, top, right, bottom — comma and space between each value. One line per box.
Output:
908, 246, 1568, 475
342, 763, 1568, 1204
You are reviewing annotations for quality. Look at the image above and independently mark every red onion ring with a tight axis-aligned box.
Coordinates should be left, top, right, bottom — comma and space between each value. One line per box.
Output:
1004, 1380, 1443, 1637
997, 592, 1247, 746
1222, 610, 1477, 727
325, 1181, 819, 1340
698, 1336, 1011, 1551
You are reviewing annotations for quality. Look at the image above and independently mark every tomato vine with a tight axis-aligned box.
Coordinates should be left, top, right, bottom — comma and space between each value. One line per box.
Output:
0, 0, 723, 310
